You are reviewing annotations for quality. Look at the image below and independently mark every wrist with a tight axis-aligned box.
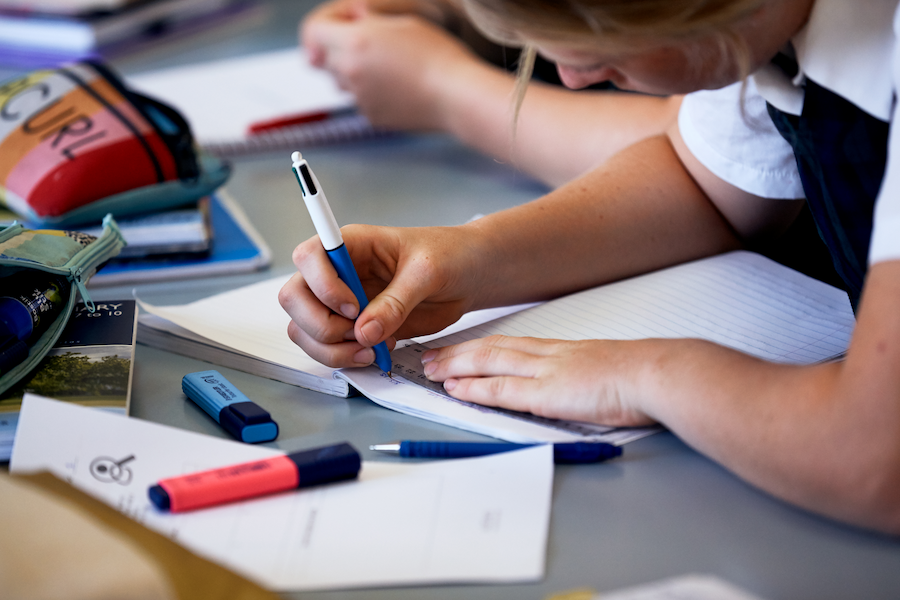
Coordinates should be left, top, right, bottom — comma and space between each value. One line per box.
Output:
446, 221, 502, 311
424, 47, 500, 135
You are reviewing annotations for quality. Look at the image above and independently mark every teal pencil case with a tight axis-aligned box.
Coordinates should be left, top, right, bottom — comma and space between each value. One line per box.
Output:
0, 216, 125, 395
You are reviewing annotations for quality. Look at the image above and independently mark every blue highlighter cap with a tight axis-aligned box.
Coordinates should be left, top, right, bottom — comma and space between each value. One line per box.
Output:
182, 370, 279, 443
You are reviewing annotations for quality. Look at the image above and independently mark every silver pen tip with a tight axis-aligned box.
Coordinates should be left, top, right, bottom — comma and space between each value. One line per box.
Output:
369, 443, 401, 453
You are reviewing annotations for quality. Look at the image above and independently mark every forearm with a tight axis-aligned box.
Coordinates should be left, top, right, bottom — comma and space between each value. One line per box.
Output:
459, 134, 740, 308
430, 57, 680, 187
634, 264, 900, 532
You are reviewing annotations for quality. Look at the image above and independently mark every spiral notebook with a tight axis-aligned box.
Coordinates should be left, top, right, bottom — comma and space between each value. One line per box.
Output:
125, 47, 386, 157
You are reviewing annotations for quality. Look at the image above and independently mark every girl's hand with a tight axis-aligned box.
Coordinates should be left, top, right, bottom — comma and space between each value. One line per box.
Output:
421, 335, 658, 427
301, 5, 478, 131
279, 224, 484, 368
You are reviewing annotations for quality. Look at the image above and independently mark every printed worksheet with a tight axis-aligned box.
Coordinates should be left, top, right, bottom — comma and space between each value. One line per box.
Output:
10, 395, 553, 591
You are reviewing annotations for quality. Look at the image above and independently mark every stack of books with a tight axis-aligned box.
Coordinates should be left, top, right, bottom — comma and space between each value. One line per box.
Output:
84, 191, 271, 286
0, 0, 262, 67
0, 191, 271, 287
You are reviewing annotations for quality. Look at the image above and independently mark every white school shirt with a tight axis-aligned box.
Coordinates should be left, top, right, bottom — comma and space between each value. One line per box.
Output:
678, 0, 900, 265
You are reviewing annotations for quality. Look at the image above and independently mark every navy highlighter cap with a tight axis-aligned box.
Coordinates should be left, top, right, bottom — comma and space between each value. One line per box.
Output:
290, 442, 361, 488
182, 370, 278, 443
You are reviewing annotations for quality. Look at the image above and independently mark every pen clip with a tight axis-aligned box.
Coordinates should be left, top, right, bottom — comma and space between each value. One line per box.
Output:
298, 163, 318, 196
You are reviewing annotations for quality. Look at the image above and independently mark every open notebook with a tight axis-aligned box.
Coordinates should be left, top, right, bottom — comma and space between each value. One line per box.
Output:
137, 251, 855, 444
125, 47, 382, 156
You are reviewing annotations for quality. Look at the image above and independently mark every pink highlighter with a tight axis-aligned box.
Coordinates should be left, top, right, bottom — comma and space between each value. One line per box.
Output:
148, 442, 361, 512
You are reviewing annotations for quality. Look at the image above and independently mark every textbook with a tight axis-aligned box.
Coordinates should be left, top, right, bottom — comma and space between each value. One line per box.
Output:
136, 251, 855, 444
125, 47, 384, 157
0, 300, 138, 461
88, 191, 271, 286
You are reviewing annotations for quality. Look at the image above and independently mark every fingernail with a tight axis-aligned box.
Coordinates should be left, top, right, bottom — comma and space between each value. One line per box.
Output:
343, 329, 357, 341
421, 349, 437, 364
423, 361, 436, 377
443, 379, 457, 392
360, 320, 384, 344
353, 348, 375, 364
340, 303, 358, 319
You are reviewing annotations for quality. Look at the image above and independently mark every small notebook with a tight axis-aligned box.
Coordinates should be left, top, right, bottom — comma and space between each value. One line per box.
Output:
136, 251, 855, 444
125, 47, 383, 157
89, 190, 271, 286
81, 196, 212, 258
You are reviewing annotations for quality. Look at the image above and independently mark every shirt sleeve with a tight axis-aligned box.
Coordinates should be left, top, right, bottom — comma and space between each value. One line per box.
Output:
678, 79, 805, 199
868, 10, 900, 265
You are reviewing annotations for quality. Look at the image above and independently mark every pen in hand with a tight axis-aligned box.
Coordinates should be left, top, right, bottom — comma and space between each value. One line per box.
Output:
369, 441, 623, 464
291, 151, 392, 376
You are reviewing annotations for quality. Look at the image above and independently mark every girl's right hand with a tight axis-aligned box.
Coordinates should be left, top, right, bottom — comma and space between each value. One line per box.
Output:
278, 223, 483, 368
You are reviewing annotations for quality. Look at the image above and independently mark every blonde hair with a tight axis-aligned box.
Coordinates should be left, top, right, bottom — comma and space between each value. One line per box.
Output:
461, 0, 763, 125
460, 0, 765, 47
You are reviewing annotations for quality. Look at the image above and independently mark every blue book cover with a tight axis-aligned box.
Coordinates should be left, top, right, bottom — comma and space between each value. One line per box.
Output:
89, 190, 271, 286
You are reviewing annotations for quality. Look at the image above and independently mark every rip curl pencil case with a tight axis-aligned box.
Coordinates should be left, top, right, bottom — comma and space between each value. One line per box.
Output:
0, 61, 230, 227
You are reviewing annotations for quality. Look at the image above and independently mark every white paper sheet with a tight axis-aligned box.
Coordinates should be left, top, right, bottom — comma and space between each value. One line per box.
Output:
138, 275, 333, 379
10, 395, 553, 591
126, 47, 355, 145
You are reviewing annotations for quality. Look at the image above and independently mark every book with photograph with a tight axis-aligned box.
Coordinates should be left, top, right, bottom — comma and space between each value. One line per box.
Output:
0, 300, 137, 461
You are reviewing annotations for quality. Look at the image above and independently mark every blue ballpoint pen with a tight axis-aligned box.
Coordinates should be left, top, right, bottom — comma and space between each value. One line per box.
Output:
369, 441, 622, 464
291, 151, 392, 375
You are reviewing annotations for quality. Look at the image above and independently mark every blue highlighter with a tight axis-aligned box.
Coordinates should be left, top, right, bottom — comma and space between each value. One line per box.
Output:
182, 370, 278, 443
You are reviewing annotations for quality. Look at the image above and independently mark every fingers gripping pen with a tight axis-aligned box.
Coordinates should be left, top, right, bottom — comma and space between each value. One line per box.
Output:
291, 151, 392, 375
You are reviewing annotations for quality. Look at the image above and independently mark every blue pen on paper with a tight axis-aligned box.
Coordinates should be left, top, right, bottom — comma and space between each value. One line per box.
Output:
182, 370, 278, 443
290, 151, 392, 375
369, 440, 622, 464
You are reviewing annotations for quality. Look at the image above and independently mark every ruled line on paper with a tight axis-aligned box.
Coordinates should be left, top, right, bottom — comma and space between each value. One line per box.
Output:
421, 252, 853, 365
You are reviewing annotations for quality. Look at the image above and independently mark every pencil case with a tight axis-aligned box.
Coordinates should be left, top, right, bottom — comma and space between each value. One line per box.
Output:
0, 216, 126, 395
0, 60, 230, 227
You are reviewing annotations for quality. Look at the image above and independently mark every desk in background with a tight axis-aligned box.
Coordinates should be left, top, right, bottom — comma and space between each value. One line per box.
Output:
4, 0, 900, 597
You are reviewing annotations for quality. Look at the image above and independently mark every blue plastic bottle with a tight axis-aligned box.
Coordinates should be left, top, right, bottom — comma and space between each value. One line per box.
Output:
0, 272, 68, 342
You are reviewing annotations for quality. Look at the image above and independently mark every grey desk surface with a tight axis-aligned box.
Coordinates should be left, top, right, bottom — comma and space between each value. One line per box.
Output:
4, 1, 900, 598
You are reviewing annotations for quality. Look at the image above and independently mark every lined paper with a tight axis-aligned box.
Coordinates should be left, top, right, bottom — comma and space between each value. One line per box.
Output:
426, 251, 854, 364
346, 251, 854, 444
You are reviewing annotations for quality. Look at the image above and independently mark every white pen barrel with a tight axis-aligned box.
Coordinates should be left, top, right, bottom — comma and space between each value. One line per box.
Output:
304, 193, 343, 251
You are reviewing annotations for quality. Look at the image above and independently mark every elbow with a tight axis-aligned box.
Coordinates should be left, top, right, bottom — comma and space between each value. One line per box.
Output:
856, 462, 900, 535
831, 442, 900, 535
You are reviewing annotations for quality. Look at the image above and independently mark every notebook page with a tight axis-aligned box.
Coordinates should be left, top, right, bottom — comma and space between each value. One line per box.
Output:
424, 251, 855, 364
126, 47, 355, 145
137, 275, 337, 378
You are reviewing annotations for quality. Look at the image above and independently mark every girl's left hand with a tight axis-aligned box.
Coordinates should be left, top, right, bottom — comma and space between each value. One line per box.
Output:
421, 335, 658, 427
